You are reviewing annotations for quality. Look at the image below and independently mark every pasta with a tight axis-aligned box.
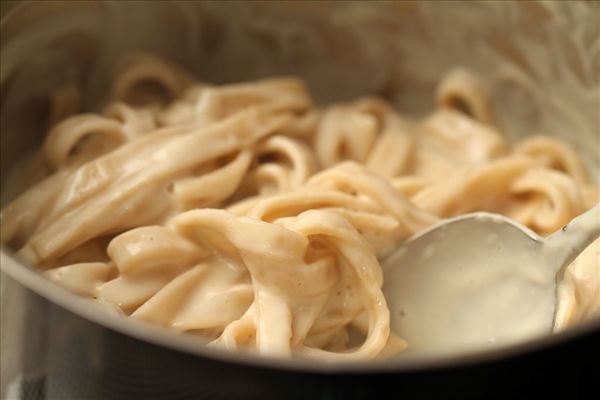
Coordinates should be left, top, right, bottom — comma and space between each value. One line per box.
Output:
1, 54, 598, 360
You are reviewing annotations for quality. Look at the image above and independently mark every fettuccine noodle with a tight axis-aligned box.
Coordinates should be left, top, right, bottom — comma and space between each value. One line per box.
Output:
1, 53, 598, 360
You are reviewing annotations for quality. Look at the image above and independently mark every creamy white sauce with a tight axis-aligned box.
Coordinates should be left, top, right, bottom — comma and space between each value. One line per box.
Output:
382, 213, 573, 356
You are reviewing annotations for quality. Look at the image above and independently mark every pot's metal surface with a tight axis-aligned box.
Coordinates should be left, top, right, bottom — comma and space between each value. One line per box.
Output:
2, 259, 599, 400
1, 1, 599, 399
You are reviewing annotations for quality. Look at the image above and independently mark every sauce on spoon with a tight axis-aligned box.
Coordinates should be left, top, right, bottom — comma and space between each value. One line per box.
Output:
382, 204, 600, 356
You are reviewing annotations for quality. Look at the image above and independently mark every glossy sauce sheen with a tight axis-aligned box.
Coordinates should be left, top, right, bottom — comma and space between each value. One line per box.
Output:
1, 53, 598, 360
383, 217, 558, 356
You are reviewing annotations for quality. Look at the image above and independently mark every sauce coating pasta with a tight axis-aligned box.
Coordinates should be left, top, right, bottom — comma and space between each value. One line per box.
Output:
1, 54, 598, 360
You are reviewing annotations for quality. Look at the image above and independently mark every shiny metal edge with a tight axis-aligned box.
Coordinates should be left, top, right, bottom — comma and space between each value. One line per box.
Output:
404, 212, 543, 245
2, 0, 600, 375
3, 246, 600, 374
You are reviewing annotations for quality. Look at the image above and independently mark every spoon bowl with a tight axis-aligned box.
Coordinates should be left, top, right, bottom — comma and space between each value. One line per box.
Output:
382, 204, 600, 356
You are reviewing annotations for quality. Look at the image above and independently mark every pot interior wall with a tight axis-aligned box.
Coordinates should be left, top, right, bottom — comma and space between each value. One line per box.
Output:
0, 3, 599, 397
1, 1, 599, 188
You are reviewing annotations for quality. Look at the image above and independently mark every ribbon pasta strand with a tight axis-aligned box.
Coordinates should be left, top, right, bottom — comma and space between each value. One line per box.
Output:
1, 54, 598, 360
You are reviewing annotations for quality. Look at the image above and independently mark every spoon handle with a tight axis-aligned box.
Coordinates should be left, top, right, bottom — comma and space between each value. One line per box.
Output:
544, 203, 600, 276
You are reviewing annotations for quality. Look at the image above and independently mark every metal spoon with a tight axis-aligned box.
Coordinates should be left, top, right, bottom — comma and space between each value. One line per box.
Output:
382, 203, 600, 356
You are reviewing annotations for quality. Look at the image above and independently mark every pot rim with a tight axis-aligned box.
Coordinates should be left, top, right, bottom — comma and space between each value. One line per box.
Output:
1, 0, 599, 375
3, 247, 600, 374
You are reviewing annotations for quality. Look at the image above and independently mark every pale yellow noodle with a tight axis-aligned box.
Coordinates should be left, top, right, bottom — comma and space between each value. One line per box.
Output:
1, 54, 597, 360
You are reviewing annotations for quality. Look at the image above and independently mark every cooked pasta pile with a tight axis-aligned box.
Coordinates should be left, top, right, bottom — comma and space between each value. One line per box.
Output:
1, 54, 598, 360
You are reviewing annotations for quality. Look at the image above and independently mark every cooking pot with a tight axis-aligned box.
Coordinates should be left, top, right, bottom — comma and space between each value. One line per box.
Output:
1, 1, 599, 399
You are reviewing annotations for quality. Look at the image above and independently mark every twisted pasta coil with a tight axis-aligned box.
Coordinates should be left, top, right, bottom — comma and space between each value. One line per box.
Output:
1, 54, 598, 360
